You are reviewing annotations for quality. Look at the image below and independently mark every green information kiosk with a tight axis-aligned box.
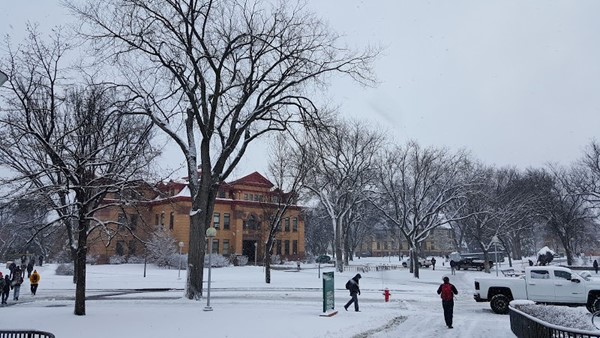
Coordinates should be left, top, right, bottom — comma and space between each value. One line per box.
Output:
321, 271, 337, 316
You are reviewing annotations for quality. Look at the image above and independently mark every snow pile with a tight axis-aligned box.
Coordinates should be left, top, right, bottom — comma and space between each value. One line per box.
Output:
537, 246, 554, 256
516, 304, 599, 332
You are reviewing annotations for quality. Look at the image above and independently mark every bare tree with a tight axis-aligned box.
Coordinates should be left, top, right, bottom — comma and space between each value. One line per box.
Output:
303, 119, 384, 272
344, 201, 379, 262
531, 166, 596, 265
303, 206, 334, 258
0, 28, 157, 315
459, 167, 535, 272
0, 197, 64, 261
67, 0, 377, 299
580, 140, 600, 203
261, 135, 309, 283
373, 141, 474, 278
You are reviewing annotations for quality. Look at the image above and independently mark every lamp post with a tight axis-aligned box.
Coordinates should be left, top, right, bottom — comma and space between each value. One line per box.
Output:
204, 226, 217, 311
178, 241, 184, 279
0, 70, 7, 86
491, 236, 500, 276
254, 242, 258, 266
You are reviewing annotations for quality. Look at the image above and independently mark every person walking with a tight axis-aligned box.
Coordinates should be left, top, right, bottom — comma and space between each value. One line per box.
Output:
431, 257, 437, 270
594, 259, 598, 274
0, 273, 6, 305
11, 266, 24, 301
29, 270, 40, 295
1, 273, 10, 304
437, 276, 458, 329
26, 261, 34, 278
449, 260, 456, 275
344, 273, 362, 312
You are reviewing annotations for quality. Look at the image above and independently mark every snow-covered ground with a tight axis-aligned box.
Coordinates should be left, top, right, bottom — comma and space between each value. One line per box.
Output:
2, 257, 592, 338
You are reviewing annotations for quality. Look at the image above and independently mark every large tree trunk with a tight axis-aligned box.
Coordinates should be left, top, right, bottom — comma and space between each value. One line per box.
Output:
265, 238, 274, 284
74, 219, 88, 316
411, 248, 420, 279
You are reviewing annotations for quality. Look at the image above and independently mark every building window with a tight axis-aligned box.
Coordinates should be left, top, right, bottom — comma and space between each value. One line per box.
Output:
292, 240, 297, 255
284, 240, 290, 255
376, 242, 381, 250
223, 240, 229, 255
253, 194, 260, 201
160, 212, 165, 226
218, 190, 225, 198
276, 240, 282, 255
285, 218, 290, 232
169, 212, 174, 230
245, 215, 259, 230
292, 217, 298, 232
116, 241, 125, 256
129, 214, 138, 231
244, 193, 249, 200
128, 240, 137, 256
384, 242, 389, 250
118, 213, 127, 229
213, 213, 220, 229
155, 214, 159, 226
212, 239, 219, 254
223, 213, 230, 230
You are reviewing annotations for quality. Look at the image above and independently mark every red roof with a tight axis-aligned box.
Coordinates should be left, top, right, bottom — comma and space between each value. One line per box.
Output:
228, 172, 274, 188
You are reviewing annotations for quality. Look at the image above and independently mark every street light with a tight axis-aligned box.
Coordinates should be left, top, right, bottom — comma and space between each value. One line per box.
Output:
0, 70, 7, 86
204, 226, 217, 311
491, 236, 500, 277
178, 241, 184, 279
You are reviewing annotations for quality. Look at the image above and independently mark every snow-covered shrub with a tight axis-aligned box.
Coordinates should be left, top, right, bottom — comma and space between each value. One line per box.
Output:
54, 250, 72, 263
270, 254, 282, 265
204, 254, 229, 268
127, 256, 145, 264
55, 263, 74, 276
146, 227, 177, 267
168, 253, 188, 269
230, 255, 248, 266
86, 254, 99, 265
109, 255, 127, 265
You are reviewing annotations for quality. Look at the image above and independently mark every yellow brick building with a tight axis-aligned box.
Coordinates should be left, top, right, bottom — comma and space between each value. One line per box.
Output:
89, 172, 305, 264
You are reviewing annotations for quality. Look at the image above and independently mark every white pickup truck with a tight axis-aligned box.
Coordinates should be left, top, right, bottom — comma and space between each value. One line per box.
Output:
474, 266, 600, 314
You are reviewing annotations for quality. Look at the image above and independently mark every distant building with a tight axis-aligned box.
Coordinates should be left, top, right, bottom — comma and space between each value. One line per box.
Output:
88, 172, 305, 264
358, 226, 454, 258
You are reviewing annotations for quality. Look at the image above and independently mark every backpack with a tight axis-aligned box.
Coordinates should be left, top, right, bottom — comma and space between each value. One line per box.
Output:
345, 280, 352, 290
0, 278, 5, 290
440, 283, 453, 301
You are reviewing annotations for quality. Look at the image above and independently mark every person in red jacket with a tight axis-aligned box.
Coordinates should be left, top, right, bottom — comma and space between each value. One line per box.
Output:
437, 276, 458, 329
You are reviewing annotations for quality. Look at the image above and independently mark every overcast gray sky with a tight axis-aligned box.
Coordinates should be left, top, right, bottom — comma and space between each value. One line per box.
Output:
2, 1, 600, 177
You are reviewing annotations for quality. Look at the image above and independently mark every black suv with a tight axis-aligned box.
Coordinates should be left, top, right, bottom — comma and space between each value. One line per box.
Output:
456, 257, 493, 271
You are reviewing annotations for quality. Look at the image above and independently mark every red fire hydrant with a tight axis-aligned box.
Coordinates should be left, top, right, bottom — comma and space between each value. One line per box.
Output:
383, 288, 391, 302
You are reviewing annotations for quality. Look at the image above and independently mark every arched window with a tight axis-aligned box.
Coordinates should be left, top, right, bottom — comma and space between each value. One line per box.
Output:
244, 215, 260, 230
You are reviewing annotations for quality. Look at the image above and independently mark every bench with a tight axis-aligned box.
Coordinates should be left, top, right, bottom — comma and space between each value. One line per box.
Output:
0, 331, 55, 338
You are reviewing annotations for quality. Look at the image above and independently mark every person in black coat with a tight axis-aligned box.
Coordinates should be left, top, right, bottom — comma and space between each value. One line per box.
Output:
2, 274, 10, 304
344, 273, 362, 312
594, 259, 598, 274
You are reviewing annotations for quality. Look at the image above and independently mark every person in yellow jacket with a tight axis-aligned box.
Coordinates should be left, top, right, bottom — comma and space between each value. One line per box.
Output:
29, 270, 40, 295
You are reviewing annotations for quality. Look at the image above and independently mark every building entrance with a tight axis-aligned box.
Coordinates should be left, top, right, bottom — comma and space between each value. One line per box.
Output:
242, 240, 258, 265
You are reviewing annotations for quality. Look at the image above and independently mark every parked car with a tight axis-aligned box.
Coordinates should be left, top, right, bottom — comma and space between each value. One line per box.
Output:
456, 257, 493, 271
402, 257, 432, 268
316, 255, 332, 264
474, 266, 600, 314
